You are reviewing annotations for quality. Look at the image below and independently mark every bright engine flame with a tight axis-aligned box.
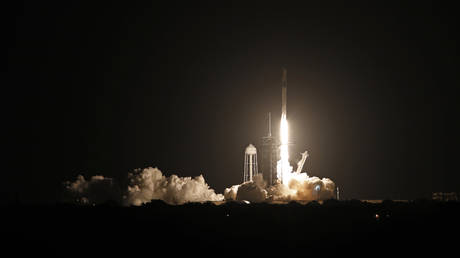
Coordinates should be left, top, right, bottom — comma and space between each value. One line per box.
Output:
277, 114, 292, 185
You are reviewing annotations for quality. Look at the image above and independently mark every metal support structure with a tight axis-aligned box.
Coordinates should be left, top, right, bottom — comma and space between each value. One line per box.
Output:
261, 112, 279, 186
296, 151, 309, 173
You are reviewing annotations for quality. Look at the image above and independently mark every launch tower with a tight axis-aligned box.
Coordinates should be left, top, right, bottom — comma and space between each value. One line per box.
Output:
261, 112, 279, 186
261, 68, 290, 185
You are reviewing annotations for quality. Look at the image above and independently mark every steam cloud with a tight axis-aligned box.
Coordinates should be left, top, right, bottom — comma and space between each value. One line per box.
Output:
224, 174, 268, 202
65, 175, 119, 205
225, 172, 335, 202
124, 167, 224, 206
268, 172, 336, 201
65, 167, 223, 206
65, 162, 335, 205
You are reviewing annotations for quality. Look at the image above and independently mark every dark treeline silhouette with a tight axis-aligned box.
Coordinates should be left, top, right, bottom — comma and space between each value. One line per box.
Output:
2, 200, 459, 257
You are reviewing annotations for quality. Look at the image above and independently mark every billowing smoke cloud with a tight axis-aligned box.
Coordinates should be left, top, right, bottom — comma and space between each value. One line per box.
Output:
65, 167, 223, 206
123, 167, 224, 206
268, 172, 336, 201
225, 172, 335, 203
224, 185, 239, 201
225, 174, 267, 203
65, 163, 334, 205
65, 175, 119, 205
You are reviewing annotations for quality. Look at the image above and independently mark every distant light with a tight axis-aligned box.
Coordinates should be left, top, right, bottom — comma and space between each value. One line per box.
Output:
375, 214, 380, 219
226, 214, 230, 217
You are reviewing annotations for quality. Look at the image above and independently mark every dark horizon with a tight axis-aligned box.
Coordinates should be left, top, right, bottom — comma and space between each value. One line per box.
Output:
4, 1, 459, 203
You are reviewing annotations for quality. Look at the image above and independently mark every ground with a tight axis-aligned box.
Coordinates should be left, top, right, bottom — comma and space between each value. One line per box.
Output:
2, 200, 459, 257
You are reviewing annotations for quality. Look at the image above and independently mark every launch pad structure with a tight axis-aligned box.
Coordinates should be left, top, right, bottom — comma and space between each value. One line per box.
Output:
260, 68, 289, 186
260, 112, 279, 186
242, 68, 340, 199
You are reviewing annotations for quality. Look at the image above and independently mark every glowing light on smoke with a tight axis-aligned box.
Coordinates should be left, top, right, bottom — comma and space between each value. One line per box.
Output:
315, 185, 321, 192
277, 114, 292, 185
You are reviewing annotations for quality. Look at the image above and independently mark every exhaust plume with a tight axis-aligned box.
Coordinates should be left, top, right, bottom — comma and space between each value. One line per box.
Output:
65, 175, 119, 205
64, 167, 223, 206
225, 174, 268, 203
224, 151, 336, 202
124, 167, 224, 206
268, 172, 336, 201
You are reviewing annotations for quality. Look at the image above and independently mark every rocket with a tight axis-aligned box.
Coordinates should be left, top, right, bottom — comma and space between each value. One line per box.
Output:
281, 68, 287, 117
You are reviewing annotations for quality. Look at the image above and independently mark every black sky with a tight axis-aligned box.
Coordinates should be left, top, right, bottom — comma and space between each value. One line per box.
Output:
4, 1, 459, 202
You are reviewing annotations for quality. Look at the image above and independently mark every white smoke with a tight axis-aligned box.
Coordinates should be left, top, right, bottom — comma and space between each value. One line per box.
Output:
224, 185, 239, 201
224, 173, 335, 203
225, 174, 267, 203
224, 148, 336, 203
124, 167, 224, 206
236, 182, 268, 202
65, 175, 118, 205
65, 160, 334, 205
64, 167, 223, 206
268, 172, 336, 201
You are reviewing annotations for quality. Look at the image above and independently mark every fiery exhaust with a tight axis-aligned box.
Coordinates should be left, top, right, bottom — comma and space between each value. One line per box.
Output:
277, 113, 292, 185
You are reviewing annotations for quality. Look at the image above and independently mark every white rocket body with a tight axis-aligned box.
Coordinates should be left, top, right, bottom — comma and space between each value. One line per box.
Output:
282, 68, 287, 118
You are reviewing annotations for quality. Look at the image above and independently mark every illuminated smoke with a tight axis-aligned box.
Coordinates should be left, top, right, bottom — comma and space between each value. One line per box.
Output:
65, 175, 119, 205
123, 167, 224, 206
224, 185, 239, 201
268, 172, 336, 201
64, 167, 224, 206
225, 150, 336, 202
224, 174, 267, 203
225, 173, 335, 203
269, 101, 335, 201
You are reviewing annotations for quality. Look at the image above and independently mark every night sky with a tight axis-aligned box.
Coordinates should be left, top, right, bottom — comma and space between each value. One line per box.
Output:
5, 1, 459, 203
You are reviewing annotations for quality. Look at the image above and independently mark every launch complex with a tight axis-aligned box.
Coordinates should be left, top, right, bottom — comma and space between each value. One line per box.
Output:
244, 68, 305, 186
